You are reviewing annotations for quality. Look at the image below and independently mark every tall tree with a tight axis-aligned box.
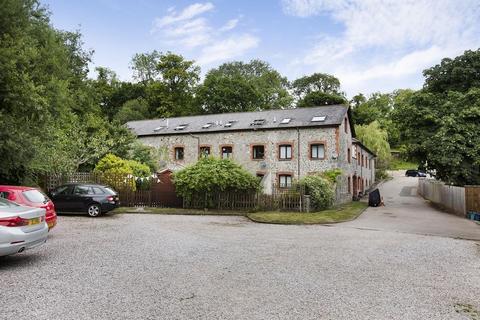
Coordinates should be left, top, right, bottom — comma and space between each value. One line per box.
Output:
197, 60, 292, 113
423, 49, 480, 94
131, 50, 162, 83
292, 73, 342, 98
394, 49, 480, 185
292, 73, 346, 107
0, 0, 133, 183
296, 91, 347, 108
135, 52, 202, 117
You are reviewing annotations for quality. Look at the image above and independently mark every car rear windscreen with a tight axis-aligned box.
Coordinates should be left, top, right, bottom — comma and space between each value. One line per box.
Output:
23, 189, 49, 203
104, 187, 117, 195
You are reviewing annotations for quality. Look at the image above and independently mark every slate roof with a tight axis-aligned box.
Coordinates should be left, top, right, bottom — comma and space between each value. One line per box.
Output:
127, 105, 350, 137
352, 138, 376, 157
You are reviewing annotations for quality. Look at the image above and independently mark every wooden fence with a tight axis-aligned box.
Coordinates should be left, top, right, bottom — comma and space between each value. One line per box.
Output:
42, 173, 345, 212
417, 178, 480, 216
42, 172, 182, 208
465, 186, 480, 213
183, 184, 308, 212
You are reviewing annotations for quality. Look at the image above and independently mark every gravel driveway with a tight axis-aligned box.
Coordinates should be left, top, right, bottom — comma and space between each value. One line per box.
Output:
1, 214, 479, 320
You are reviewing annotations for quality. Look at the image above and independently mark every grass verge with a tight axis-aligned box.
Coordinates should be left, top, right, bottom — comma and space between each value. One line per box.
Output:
247, 202, 368, 225
389, 158, 418, 170
111, 206, 246, 216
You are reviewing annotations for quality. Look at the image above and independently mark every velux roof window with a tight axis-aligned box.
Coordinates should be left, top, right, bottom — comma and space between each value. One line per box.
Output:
224, 120, 237, 128
202, 123, 213, 129
251, 119, 266, 126
311, 116, 326, 122
280, 118, 291, 124
174, 124, 188, 131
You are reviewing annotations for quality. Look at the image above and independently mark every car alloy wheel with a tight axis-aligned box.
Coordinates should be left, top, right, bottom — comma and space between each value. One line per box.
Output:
87, 204, 101, 217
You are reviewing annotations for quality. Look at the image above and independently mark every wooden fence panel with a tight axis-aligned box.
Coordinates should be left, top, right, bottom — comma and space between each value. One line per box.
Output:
418, 178, 466, 216
465, 186, 480, 213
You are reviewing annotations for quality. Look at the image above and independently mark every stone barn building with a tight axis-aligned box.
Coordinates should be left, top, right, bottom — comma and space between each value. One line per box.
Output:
127, 105, 375, 202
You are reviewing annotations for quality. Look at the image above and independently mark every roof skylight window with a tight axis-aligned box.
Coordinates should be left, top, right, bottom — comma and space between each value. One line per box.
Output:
311, 116, 326, 122
251, 119, 266, 126
174, 124, 188, 131
280, 118, 291, 124
224, 120, 237, 128
202, 123, 213, 129
153, 126, 164, 132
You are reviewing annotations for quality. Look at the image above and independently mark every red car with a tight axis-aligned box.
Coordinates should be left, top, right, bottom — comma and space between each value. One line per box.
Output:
0, 186, 57, 230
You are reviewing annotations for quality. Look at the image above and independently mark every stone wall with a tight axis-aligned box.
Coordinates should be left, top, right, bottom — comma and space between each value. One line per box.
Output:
139, 126, 340, 194
137, 117, 375, 198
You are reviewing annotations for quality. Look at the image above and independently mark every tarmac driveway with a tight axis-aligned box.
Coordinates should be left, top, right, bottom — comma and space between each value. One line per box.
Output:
338, 171, 480, 240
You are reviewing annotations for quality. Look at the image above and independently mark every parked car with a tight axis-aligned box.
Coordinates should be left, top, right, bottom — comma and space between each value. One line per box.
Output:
0, 185, 57, 230
49, 183, 120, 217
417, 171, 427, 177
405, 169, 427, 177
0, 198, 48, 257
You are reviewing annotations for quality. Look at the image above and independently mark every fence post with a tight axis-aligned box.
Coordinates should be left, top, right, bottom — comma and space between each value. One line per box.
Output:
304, 195, 311, 213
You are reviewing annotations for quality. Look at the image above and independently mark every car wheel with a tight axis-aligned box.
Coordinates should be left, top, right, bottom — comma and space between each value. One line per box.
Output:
87, 203, 101, 217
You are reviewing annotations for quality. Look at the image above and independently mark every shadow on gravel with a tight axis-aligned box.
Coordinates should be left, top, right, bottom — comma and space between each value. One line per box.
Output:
0, 253, 46, 270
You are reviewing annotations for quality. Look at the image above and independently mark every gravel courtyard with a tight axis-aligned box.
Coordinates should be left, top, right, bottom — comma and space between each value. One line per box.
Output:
1, 214, 479, 320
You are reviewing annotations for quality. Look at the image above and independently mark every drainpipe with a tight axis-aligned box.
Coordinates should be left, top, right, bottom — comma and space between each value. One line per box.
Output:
189, 133, 200, 159
296, 127, 301, 178
297, 127, 302, 211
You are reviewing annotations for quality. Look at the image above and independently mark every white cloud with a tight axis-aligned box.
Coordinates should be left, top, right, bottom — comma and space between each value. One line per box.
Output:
282, 0, 480, 95
151, 4, 258, 66
197, 34, 260, 65
153, 2, 214, 29
219, 18, 240, 32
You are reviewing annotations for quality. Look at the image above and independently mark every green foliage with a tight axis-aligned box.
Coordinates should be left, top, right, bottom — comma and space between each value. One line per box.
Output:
293, 73, 346, 107
322, 169, 343, 184
0, 0, 134, 183
351, 92, 392, 126
297, 91, 347, 107
355, 121, 391, 169
131, 50, 162, 83
95, 154, 133, 175
196, 60, 292, 113
391, 49, 480, 185
114, 98, 150, 124
94, 154, 151, 191
394, 88, 480, 185
173, 157, 260, 203
423, 49, 480, 94
292, 73, 342, 97
127, 141, 161, 172
299, 175, 335, 210
388, 158, 418, 171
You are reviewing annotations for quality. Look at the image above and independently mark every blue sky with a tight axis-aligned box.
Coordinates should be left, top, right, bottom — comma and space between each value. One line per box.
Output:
43, 0, 480, 97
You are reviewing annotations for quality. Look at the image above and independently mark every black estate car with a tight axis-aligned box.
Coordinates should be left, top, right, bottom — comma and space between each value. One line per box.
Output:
49, 183, 119, 217
405, 169, 427, 177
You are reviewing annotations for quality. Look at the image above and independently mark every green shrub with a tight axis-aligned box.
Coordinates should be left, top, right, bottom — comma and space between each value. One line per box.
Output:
375, 168, 390, 181
94, 153, 151, 191
173, 157, 260, 207
322, 168, 342, 184
299, 175, 335, 211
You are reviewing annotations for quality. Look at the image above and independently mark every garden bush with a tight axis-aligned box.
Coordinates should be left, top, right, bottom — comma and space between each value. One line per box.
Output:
173, 157, 260, 207
94, 153, 151, 191
299, 175, 335, 211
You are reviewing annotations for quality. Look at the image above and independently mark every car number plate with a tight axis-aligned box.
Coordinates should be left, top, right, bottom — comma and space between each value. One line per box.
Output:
28, 218, 41, 225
